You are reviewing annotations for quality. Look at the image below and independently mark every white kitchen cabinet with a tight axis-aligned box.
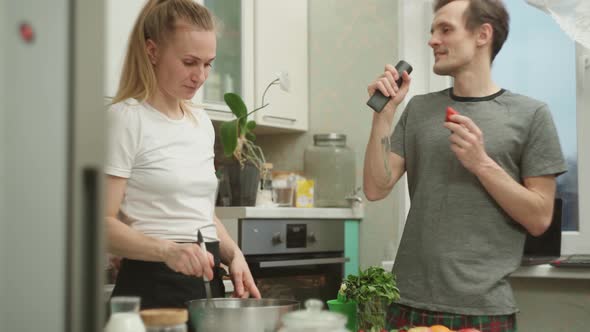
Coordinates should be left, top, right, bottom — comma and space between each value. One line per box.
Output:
105, 0, 309, 132
252, 0, 309, 132
200, 0, 309, 131
194, 0, 255, 122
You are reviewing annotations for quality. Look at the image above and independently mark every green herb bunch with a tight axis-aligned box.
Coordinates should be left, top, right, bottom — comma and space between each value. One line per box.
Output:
339, 266, 400, 304
339, 266, 400, 331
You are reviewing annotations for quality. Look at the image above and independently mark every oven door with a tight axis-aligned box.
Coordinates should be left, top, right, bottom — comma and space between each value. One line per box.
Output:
246, 252, 346, 303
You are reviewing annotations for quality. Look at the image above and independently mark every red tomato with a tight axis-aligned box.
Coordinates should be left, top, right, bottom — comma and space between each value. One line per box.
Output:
445, 106, 460, 123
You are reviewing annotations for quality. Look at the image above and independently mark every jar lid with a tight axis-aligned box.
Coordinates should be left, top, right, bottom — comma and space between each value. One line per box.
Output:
313, 133, 346, 143
281, 299, 346, 329
140, 308, 188, 326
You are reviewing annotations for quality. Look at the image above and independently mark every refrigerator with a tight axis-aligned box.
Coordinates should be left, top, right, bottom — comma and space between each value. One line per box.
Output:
1, 1, 106, 331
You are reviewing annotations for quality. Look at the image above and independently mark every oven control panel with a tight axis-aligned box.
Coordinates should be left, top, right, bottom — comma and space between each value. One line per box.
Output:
239, 219, 344, 255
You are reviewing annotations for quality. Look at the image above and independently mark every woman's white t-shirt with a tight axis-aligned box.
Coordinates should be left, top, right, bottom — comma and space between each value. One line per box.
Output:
105, 99, 218, 242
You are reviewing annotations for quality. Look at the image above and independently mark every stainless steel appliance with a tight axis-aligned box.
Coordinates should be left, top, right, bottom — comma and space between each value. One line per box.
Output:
0, 1, 105, 331
240, 219, 347, 303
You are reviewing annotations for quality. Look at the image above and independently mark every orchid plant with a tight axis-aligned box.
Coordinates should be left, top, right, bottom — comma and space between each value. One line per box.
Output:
220, 72, 290, 169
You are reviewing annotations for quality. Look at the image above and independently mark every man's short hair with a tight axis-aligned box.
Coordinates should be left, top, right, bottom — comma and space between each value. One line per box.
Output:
434, 0, 510, 62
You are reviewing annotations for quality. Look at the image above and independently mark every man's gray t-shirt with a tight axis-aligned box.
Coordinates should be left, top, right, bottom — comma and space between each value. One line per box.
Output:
390, 88, 567, 315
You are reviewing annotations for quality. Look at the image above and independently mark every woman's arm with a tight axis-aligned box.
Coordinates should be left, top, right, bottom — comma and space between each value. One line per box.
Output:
105, 175, 213, 278
214, 215, 261, 298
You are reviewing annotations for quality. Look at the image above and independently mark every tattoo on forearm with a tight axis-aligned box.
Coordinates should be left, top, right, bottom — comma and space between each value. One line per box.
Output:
381, 136, 392, 183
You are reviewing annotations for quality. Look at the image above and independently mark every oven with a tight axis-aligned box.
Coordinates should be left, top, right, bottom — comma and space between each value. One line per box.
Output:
239, 219, 346, 304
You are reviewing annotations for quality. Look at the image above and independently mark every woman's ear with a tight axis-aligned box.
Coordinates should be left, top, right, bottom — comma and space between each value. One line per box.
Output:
145, 39, 159, 65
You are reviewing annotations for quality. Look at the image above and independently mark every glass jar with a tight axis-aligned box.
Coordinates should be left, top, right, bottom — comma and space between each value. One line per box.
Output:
139, 308, 188, 332
356, 297, 389, 331
304, 134, 356, 207
256, 163, 276, 207
273, 171, 296, 207
104, 297, 146, 332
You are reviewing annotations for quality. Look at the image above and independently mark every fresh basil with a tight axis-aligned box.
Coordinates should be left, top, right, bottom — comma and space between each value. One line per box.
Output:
339, 266, 400, 331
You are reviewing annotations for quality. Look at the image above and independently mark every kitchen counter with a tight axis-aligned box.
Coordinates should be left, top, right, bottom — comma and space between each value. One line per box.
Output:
215, 206, 364, 220
510, 264, 590, 279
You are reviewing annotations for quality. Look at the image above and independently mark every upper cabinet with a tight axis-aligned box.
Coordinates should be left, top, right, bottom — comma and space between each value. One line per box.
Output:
193, 0, 253, 122
251, 0, 308, 132
105, 0, 309, 132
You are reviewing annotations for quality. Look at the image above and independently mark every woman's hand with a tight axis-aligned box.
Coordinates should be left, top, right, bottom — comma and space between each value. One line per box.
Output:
229, 253, 261, 298
163, 242, 214, 280
107, 254, 122, 282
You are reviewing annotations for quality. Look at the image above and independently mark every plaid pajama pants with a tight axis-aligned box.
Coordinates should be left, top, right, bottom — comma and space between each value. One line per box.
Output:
386, 303, 517, 332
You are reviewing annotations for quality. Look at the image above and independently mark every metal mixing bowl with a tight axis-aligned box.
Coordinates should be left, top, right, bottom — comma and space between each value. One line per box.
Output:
187, 298, 299, 332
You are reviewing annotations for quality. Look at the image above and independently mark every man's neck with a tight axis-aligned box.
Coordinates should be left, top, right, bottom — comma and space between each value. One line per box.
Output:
147, 89, 184, 120
452, 61, 500, 98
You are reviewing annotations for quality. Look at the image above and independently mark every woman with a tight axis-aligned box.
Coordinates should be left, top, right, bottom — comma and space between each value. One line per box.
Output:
105, 0, 260, 309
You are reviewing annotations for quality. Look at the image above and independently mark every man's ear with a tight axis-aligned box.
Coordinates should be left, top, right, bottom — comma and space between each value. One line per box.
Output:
145, 39, 159, 65
477, 23, 493, 47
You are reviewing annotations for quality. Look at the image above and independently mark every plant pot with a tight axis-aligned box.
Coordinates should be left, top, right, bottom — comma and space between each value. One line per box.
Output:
224, 160, 260, 206
326, 299, 357, 331
356, 297, 388, 331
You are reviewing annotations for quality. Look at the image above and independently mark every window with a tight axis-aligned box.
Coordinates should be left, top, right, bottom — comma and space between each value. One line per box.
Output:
492, 0, 588, 254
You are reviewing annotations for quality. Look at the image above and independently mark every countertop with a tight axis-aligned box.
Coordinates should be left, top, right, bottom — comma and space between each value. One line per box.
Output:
215, 206, 364, 220
509, 263, 590, 279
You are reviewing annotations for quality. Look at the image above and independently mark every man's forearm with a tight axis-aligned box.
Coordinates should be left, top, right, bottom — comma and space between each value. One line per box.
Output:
363, 118, 402, 200
474, 159, 555, 236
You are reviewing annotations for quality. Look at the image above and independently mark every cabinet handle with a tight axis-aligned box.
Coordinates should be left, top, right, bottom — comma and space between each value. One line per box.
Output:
263, 115, 297, 123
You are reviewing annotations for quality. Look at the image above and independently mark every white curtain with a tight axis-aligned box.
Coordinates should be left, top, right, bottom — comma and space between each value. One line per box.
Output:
526, 0, 590, 49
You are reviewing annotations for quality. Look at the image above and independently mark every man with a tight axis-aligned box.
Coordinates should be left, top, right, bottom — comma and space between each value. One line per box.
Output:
363, 1, 566, 331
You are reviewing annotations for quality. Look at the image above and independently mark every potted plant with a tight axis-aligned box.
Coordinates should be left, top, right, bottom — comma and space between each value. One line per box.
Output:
219, 72, 289, 206
338, 266, 400, 332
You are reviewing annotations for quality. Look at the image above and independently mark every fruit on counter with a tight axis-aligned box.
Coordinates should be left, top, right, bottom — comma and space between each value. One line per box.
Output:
430, 325, 452, 332
407, 327, 433, 332
445, 106, 460, 123
389, 325, 481, 332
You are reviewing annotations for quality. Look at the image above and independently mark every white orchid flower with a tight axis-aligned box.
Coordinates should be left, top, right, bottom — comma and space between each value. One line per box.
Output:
276, 71, 290, 92
261, 71, 290, 106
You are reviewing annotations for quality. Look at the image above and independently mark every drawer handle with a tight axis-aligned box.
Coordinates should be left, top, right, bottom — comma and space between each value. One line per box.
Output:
263, 115, 297, 123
